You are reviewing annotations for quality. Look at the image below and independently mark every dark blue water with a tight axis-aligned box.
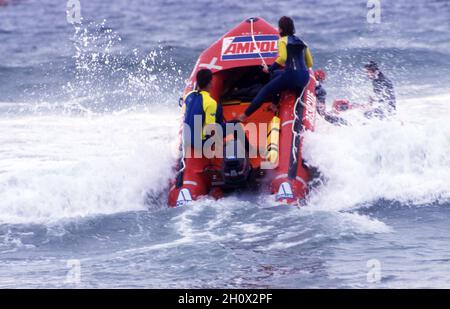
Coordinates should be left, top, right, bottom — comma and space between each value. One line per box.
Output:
1, 0, 450, 288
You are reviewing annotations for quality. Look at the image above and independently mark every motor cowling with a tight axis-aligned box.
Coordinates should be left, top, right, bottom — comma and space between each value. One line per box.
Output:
221, 139, 251, 188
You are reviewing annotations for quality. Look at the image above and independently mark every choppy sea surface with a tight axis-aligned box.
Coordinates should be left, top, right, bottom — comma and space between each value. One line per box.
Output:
1, 0, 450, 288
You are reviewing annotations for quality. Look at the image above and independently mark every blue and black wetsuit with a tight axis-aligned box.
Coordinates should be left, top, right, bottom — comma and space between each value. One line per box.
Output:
244, 35, 312, 117
183, 90, 223, 147
373, 71, 396, 112
365, 71, 396, 119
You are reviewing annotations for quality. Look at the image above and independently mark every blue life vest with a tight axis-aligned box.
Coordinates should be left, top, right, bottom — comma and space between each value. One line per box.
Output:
183, 91, 223, 146
183, 91, 205, 146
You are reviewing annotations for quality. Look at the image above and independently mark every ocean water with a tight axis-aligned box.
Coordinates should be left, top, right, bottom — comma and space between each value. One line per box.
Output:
1, 0, 450, 288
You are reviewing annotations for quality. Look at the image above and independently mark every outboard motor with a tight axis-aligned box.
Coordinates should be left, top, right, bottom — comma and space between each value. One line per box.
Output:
221, 137, 251, 188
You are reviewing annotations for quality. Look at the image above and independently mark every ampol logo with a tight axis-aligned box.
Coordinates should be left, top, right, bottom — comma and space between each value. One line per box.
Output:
303, 89, 317, 125
221, 35, 278, 61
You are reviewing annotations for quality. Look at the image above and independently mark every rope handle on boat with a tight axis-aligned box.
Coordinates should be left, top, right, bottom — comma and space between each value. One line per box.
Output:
249, 18, 268, 70
291, 83, 308, 164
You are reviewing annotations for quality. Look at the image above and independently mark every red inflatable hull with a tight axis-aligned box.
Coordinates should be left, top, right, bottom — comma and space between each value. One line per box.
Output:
168, 17, 317, 207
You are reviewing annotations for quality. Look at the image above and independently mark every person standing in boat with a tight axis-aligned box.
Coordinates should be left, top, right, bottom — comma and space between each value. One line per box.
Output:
236, 16, 313, 121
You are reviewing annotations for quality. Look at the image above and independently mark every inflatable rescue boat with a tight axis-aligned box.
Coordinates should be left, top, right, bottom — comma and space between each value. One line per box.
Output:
168, 17, 317, 207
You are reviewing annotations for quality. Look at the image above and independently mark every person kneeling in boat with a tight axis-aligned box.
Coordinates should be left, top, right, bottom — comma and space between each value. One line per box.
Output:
314, 69, 347, 126
183, 68, 223, 153
236, 16, 313, 121
363, 61, 396, 119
